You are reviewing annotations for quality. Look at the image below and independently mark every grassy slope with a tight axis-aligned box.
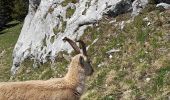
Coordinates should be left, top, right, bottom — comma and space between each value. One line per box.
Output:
81, 9, 170, 99
0, 8, 170, 100
0, 21, 22, 81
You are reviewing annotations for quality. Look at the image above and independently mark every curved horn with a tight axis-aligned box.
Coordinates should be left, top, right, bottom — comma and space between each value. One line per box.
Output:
76, 40, 87, 56
63, 37, 81, 54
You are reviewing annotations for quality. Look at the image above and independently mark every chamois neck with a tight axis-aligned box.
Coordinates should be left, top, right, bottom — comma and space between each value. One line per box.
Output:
64, 55, 86, 94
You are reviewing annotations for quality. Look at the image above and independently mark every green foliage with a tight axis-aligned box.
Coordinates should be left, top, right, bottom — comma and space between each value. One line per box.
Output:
50, 35, 55, 43
102, 95, 116, 100
94, 70, 107, 86
61, 21, 67, 33
0, 0, 28, 27
0, 0, 13, 27
48, 7, 54, 14
66, 7, 75, 18
11, 0, 28, 21
0, 21, 22, 81
42, 35, 47, 47
61, 0, 77, 6
53, 27, 60, 34
152, 65, 170, 92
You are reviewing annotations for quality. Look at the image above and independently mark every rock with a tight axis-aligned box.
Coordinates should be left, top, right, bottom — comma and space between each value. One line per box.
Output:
105, 0, 133, 17
120, 21, 125, 30
97, 62, 105, 67
156, 3, 170, 9
156, 0, 170, 4
109, 55, 113, 59
106, 48, 120, 54
143, 17, 149, 21
131, 0, 148, 16
146, 77, 151, 82
87, 38, 99, 50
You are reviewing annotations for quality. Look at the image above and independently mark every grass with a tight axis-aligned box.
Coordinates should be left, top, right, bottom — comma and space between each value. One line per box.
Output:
61, 0, 77, 6
80, 8, 170, 99
61, 20, 67, 33
66, 7, 75, 18
0, 21, 22, 81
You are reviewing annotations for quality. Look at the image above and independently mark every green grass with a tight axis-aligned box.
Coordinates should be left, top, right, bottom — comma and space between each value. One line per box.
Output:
61, 0, 77, 6
61, 21, 67, 33
0, 21, 22, 81
80, 9, 170, 99
66, 7, 75, 18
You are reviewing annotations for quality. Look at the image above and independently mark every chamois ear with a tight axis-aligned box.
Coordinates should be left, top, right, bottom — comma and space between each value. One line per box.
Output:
79, 56, 84, 67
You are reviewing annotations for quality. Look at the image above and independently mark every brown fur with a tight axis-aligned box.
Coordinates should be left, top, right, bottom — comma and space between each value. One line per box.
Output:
0, 54, 89, 100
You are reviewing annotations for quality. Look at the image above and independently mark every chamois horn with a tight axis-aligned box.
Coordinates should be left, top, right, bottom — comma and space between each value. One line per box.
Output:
76, 40, 87, 56
63, 37, 81, 54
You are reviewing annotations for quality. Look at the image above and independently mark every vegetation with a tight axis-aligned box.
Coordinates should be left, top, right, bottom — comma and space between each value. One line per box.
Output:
80, 8, 170, 99
11, 0, 28, 21
0, 0, 12, 28
66, 7, 76, 18
0, 0, 28, 29
0, 21, 22, 81
61, 0, 77, 6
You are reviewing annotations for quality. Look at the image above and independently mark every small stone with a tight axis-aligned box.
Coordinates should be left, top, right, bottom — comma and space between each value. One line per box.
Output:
147, 22, 151, 26
143, 17, 149, 21
146, 77, 151, 82
97, 62, 105, 67
109, 55, 113, 59
106, 48, 120, 54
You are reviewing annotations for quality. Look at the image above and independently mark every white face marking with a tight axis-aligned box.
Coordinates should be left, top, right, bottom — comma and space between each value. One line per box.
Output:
76, 86, 83, 93
79, 75, 85, 80
75, 69, 86, 94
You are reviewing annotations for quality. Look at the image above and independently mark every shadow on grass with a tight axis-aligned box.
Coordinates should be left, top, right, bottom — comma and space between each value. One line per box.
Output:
0, 22, 19, 34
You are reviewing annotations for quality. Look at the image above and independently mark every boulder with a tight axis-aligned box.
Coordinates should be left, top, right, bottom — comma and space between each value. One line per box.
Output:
131, 0, 148, 16
156, 3, 170, 9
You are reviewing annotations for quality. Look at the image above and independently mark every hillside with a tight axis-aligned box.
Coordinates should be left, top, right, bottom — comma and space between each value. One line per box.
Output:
0, 4, 170, 100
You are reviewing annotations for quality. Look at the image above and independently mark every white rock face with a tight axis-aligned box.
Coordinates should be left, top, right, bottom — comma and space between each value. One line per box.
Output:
11, 0, 149, 74
131, 0, 148, 16
156, 3, 170, 9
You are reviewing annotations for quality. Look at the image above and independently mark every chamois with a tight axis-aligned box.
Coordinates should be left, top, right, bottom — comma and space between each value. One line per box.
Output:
0, 37, 94, 100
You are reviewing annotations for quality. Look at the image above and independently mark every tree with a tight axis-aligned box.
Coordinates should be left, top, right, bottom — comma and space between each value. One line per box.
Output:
0, 0, 11, 28
12, 0, 29, 21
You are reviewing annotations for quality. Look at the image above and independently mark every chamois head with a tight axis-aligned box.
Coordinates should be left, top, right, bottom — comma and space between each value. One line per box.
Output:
63, 37, 94, 76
